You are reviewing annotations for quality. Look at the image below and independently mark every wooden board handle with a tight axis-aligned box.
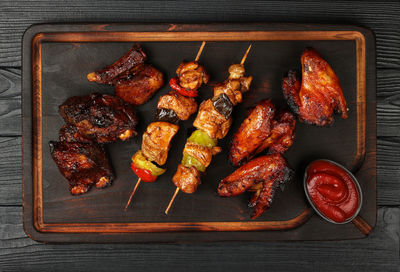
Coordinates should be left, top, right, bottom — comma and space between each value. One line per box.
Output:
352, 215, 372, 235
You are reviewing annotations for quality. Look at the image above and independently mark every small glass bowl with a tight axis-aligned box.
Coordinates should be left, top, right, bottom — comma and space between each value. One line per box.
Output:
303, 159, 363, 224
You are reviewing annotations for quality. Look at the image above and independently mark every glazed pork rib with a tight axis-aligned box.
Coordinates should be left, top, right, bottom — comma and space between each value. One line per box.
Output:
49, 141, 114, 195
87, 44, 164, 106
87, 44, 147, 84
59, 93, 138, 143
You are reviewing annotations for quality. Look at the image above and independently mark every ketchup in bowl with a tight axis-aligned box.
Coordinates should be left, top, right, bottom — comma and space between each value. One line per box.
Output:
304, 160, 362, 223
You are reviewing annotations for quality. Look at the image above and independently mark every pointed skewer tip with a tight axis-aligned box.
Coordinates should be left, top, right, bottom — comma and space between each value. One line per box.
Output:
124, 178, 142, 211
165, 187, 180, 215
195, 41, 206, 62
240, 44, 252, 65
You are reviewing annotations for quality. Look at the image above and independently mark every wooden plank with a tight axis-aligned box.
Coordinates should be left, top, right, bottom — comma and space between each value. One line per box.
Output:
0, 206, 398, 271
0, 137, 21, 206
0, 1, 399, 68
0, 69, 20, 136
377, 69, 400, 136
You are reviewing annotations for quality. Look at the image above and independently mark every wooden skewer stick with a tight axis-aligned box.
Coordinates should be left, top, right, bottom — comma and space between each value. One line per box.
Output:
124, 178, 141, 211
165, 187, 180, 215
165, 44, 253, 215
240, 44, 252, 65
124, 42, 207, 212
195, 41, 206, 62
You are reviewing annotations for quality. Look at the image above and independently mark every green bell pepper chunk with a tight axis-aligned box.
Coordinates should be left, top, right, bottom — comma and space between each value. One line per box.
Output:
132, 150, 166, 177
182, 152, 206, 172
187, 129, 217, 147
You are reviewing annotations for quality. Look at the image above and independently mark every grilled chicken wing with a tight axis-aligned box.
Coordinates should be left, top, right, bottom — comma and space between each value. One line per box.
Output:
217, 154, 293, 219
141, 121, 179, 166
113, 64, 164, 106
157, 91, 198, 121
229, 100, 296, 167
230, 100, 275, 166
59, 93, 138, 143
282, 48, 348, 126
87, 44, 147, 84
49, 141, 114, 195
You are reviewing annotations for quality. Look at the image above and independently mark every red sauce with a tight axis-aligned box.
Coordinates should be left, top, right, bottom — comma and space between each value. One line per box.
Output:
306, 160, 360, 223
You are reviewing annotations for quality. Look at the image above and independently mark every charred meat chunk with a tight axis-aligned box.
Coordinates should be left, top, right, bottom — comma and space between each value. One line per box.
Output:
59, 93, 138, 143
87, 44, 147, 84
114, 64, 164, 106
50, 141, 114, 195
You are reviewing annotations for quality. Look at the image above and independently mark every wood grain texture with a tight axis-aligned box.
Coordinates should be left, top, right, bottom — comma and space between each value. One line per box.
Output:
0, 1, 399, 68
0, 206, 398, 271
377, 69, 400, 136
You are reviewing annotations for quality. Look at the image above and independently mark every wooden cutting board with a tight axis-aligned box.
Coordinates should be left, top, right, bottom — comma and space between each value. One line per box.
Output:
22, 23, 376, 243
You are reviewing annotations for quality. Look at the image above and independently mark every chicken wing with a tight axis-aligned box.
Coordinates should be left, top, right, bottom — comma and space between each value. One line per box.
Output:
229, 100, 296, 167
282, 48, 348, 126
218, 154, 293, 219
59, 93, 138, 143
49, 141, 114, 195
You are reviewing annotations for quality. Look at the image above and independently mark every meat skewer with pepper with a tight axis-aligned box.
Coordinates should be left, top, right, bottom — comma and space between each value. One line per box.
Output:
124, 41, 209, 210
165, 45, 253, 215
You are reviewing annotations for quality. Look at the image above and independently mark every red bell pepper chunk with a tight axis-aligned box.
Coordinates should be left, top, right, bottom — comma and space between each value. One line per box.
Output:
130, 162, 157, 182
169, 77, 198, 97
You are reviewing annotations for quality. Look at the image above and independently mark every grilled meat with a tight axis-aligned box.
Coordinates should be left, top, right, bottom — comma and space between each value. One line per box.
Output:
172, 164, 201, 194
141, 121, 179, 166
176, 61, 209, 90
49, 141, 114, 195
262, 111, 296, 154
217, 154, 293, 219
114, 64, 164, 106
59, 93, 138, 143
183, 142, 222, 168
59, 125, 93, 143
157, 91, 198, 121
87, 44, 147, 84
193, 99, 232, 139
230, 100, 275, 166
282, 48, 348, 126
229, 100, 296, 167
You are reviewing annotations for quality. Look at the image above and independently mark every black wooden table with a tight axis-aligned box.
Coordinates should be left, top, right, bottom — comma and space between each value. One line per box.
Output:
0, 1, 398, 271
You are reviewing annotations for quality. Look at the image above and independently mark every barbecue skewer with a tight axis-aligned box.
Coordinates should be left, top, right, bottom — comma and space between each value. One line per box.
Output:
124, 41, 208, 211
165, 44, 253, 215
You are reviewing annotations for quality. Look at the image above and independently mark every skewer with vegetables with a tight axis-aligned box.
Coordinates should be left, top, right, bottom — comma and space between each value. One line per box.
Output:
165, 45, 253, 214
124, 42, 209, 210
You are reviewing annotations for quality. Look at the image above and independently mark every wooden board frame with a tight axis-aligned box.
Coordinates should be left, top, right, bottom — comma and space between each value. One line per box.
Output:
22, 23, 376, 243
